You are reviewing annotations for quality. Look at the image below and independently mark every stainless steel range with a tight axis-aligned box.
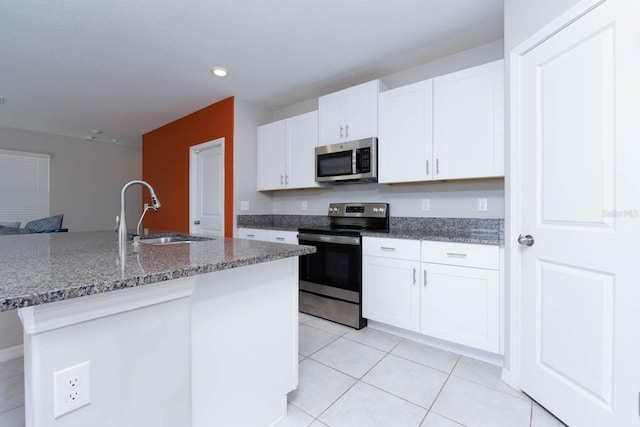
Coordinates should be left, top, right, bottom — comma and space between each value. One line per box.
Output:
297, 202, 389, 329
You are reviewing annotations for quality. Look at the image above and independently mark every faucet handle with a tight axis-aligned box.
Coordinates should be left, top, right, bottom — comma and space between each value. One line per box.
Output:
115, 215, 120, 232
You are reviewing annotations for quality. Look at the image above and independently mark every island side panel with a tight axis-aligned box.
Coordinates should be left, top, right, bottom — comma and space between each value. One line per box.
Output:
191, 257, 299, 427
19, 281, 194, 427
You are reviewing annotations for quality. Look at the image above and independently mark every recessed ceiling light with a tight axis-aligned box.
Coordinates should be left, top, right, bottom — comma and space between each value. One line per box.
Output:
91, 129, 102, 134
111, 139, 119, 143
85, 136, 96, 141
211, 67, 228, 78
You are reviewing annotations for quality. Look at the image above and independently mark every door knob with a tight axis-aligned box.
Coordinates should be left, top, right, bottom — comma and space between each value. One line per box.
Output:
518, 234, 534, 246
194, 220, 201, 225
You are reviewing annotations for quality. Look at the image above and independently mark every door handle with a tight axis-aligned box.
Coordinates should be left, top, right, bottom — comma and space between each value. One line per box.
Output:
424, 270, 427, 288
413, 268, 416, 285
194, 220, 200, 225
518, 234, 535, 246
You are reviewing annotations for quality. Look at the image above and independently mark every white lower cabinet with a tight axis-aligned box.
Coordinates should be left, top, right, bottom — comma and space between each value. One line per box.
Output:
362, 236, 502, 354
363, 237, 421, 332
420, 262, 500, 353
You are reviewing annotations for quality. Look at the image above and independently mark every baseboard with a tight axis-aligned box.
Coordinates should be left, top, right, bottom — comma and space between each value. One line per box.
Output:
0, 344, 24, 362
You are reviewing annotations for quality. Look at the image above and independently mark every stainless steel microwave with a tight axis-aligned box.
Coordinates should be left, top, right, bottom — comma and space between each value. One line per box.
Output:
315, 138, 378, 183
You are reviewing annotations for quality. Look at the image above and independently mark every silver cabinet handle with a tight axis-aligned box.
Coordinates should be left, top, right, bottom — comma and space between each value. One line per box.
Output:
424, 270, 427, 288
446, 252, 467, 258
275, 237, 285, 241
280, 174, 284, 185
436, 158, 440, 175
345, 124, 349, 138
194, 220, 201, 225
380, 247, 396, 252
340, 126, 344, 139
413, 268, 416, 285
285, 174, 289, 185
518, 234, 535, 246
426, 160, 429, 176
246, 234, 255, 238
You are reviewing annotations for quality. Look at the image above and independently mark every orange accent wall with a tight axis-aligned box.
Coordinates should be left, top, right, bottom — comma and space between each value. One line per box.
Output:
142, 97, 234, 236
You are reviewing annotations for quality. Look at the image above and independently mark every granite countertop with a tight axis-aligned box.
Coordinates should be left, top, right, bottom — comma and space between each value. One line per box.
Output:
0, 231, 315, 312
237, 215, 504, 245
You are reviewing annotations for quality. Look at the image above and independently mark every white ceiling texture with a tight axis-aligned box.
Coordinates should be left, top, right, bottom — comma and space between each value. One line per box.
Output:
0, 1, 503, 146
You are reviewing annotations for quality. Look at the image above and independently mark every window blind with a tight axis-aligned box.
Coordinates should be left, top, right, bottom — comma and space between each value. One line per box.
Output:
0, 149, 50, 224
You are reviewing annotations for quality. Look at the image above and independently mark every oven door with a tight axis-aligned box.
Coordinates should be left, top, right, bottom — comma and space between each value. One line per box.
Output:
297, 233, 361, 299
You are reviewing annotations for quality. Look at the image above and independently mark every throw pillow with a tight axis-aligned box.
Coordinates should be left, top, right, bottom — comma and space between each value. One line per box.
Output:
24, 214, 64, 233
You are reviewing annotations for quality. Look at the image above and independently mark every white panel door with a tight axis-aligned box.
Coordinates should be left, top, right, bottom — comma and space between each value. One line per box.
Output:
191, 140, 223, 237
433, 59, 503, 180
378, 80, 433, 184
517, 1, 640, 425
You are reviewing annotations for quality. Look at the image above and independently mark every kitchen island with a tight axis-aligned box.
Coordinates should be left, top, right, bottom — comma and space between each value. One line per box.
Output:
0, 231, 314, 427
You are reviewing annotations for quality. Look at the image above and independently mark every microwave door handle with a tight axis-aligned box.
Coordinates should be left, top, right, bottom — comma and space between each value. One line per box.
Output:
352, 149, 357, 174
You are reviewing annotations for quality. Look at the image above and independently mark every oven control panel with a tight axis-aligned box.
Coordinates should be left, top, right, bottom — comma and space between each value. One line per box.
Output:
328, 203, 389, 218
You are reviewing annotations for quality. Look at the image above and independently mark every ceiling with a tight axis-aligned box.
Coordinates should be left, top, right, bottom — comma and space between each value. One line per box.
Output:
0, 1, 503, 146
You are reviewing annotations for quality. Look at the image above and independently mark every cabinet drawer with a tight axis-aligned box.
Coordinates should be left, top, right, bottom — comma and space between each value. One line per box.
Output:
421, 241, 499, 269
363, 237, 420, 261
238, 228, 268, 241
267, 230, 298, 244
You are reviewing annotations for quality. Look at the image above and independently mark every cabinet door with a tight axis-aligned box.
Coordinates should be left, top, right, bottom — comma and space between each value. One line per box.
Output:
345, 80, 379, 141
433, 60, 504, 180
318, 91, 348, 145
378, 80, 433, 183
362, 256, 420, 332
286, 111, 319, 189
421, 262, 499, 353
257, 121, 286, 190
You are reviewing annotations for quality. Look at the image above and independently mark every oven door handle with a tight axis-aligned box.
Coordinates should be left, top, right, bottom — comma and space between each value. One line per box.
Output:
297, 233, 361, 246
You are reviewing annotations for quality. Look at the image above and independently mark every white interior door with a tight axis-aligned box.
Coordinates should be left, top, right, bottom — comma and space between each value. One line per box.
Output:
516, 1, 640, 425
190, 139, 224, 237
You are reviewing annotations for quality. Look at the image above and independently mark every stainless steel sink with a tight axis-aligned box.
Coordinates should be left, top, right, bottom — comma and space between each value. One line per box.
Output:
138, 235, 214, 245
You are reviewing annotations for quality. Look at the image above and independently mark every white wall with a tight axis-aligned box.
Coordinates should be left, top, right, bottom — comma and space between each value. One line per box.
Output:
272, 180, 504, 218
0, 126, 142, 354
233, 99, 274, 231
504, 0, 582, 51
269, 40, 505, 218
0, 127, 142, 232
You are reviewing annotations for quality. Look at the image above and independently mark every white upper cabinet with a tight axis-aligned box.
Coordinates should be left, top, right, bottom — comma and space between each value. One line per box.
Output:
433, 59, 504, 180
257, 120, 286, 191
378, 80, 434, 184
318, 80, 382, 145
257, 111, 319, 191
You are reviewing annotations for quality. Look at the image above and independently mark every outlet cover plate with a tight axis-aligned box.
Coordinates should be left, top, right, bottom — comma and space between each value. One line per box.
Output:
477, 198, 488, 212
54, 361, 91, 418
421, 199, 431, 211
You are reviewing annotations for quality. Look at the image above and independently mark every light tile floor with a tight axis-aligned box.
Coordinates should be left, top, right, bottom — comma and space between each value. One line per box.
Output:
287, 312, 567, 427
0, 313, 567, 427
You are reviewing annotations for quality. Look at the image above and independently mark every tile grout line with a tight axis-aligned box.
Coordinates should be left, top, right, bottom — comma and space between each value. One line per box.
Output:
310, 333, 405, 425
418, 355, 462, 426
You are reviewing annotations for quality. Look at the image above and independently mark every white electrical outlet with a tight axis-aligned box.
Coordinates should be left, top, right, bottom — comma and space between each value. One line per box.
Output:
477, 198, 488, 212
301, 201, 308, 211
421, 199, 431, 211
54, 361, 91, 418
240, 201, 250, 211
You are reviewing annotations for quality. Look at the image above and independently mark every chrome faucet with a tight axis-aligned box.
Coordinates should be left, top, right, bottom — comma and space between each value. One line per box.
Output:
118, 180, 161, 255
